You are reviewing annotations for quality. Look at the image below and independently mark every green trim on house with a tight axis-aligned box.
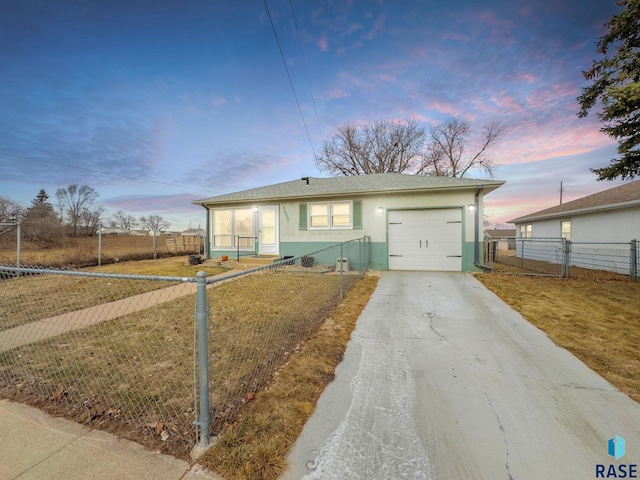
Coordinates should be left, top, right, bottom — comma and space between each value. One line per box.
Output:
353, 200, 363, 229
299, 204, 307, 230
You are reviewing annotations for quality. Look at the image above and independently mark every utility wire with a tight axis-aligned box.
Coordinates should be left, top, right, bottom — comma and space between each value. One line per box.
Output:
263, 0, 317, 158
289, 0, 324, 142
0, 151, 221, 197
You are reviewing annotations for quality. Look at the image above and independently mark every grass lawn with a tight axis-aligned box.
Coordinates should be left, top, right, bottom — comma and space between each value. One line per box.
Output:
0, 265, 375, 463
0, 256, 227, 331
475, 271, 640, 403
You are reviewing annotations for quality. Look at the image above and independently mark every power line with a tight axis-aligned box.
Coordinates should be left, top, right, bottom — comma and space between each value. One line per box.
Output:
0, 151, 221, 197
288, 0, 324, 142
263, 0, 317, 158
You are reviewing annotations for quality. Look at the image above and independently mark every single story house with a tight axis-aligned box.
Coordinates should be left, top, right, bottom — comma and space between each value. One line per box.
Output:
509, 181, 640, 274
510, 181, 640, 242
484, 229, 516, 250
193, 173, 504, 272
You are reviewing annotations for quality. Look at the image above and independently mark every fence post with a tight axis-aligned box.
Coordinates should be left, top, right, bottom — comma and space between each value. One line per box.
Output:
98, 223, 102, 266
339, 242, 344, 298
631, 240, 638, 281
520, 239, 524, 269
561, 239, 571, 278
195, 271, 211, 447
16, 219, 22, 268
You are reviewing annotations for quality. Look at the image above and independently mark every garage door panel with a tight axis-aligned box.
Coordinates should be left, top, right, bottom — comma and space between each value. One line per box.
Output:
388, 208, 462, 271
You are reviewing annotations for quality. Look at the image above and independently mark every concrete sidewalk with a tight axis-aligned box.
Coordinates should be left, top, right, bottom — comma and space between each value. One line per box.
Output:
0, 399, 221, 480
283, 271, 640, 479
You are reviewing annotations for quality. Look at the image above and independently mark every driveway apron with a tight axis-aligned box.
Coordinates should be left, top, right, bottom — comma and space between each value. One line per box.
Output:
283, 271, 640, 480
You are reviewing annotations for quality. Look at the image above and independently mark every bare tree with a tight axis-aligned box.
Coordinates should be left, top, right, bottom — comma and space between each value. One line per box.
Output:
140, 214, 171, 259
0, 197, 22, 223
55, 184, 100, 236
315, 119, 426, 175
110, 210, 138, 231
421, 118, 507, 177
80, 206, 105, 236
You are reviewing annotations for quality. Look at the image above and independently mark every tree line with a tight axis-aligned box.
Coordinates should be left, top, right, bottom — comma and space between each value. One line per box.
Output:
314, 117, 507, 178
0, 185, 170, 243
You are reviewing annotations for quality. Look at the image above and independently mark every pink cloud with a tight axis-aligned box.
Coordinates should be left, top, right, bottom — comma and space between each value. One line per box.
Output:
317, 34, 329, 52
325, 88, 350, 100
211, 95, 227, 108
364, 14, 385, 40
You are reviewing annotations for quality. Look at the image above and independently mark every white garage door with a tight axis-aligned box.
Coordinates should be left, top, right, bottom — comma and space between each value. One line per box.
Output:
388, 209, 462, 271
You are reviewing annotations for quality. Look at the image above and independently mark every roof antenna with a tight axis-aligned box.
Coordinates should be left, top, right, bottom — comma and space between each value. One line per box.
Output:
301, 177, 309, 185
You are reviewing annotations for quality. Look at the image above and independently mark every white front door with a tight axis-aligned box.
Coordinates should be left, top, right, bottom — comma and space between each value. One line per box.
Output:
259, 205, 279, 255
388, 209, 462, 271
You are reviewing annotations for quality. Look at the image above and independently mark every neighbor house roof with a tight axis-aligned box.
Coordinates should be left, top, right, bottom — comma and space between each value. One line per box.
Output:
193, 173, 505, 206
510, 181, 640, 223
485, 229, 516, 238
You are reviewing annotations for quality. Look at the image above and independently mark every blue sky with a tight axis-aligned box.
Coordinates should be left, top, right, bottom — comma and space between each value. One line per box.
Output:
0, 0, 626, 230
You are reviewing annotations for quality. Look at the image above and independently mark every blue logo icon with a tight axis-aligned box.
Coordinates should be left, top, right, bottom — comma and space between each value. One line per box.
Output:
609, 435, 626, 460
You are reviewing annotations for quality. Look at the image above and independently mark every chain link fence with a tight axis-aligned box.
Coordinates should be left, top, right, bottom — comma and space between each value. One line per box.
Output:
0, 236, 371, 457
0, 219, 180, 267
486, 236, 638, 280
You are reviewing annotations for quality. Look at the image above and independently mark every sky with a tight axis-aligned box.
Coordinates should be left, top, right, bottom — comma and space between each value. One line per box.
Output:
0, 0, 629, 231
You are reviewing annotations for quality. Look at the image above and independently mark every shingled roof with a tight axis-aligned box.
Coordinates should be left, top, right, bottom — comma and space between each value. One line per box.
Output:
510, 181, 640, 223
193, 173, 504, 206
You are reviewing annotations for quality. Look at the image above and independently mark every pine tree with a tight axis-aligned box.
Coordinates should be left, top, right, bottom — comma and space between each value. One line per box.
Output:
578, 0, 640, 180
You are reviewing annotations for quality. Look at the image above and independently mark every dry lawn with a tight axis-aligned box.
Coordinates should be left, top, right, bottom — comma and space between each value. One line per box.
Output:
200, 274, 379, 480
0, 267, 373, 463
0, 235, 195, 267
0, 256, 227, 331
475, 271, 640, 403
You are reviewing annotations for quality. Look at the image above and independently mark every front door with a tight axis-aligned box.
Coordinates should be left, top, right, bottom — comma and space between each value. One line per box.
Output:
259, 205, 279, 255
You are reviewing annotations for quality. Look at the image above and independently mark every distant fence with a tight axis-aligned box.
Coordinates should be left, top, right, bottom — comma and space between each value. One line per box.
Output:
0, 221, 186, 267
165, 235, 204, 254
485, 237, 638, 280
0, 236, 371, 458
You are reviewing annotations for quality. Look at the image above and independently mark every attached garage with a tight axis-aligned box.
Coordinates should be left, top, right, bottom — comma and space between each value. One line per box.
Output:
388, 209, 463, 271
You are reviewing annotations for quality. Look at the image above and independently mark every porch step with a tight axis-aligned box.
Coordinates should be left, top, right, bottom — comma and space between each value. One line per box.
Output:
238, 255, 279, 265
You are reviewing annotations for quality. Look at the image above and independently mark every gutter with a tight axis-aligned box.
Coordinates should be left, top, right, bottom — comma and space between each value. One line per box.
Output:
473, 185, 492, 271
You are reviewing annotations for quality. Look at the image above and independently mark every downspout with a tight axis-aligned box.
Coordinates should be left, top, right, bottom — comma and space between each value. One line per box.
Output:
473, 185, 491, 271
200, 205, 210, 258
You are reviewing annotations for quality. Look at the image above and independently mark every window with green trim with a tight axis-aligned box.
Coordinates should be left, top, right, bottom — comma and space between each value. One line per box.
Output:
308, 201, 352, 229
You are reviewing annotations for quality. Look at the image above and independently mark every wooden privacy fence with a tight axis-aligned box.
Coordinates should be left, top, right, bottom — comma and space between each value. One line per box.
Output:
165, 235, 204, 254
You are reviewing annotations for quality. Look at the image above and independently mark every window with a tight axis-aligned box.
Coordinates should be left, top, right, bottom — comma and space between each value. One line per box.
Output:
308, 201, 352, 229
309, 203, 329, 228
561, 220, 571, 241
519, 224, 532, 238
211, 208, 255, 249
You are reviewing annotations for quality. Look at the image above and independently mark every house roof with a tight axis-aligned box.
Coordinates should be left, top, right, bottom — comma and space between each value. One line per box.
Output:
510, 181, 640, 223
485, 229, 516, 238
193, 173, 505, 206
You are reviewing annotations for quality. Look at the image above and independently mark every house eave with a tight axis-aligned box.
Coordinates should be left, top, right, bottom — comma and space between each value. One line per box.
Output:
192, 181, 505, 208
509, 199, 640, 224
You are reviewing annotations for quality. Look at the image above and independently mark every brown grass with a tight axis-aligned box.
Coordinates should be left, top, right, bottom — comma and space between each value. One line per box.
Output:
475, 272, 640, 403
0, 256, 227, 331
0, 235, 197, 267
199, 275, 379, 480
0, 268, 376, 464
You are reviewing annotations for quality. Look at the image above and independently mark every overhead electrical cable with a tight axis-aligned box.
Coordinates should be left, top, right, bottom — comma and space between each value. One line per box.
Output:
263, 0, 317, 158
288, 0, 324, 142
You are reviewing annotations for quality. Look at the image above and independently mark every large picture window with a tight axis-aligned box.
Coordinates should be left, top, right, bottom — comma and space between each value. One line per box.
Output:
211, 208, 255, 249
308, 201, 352, 229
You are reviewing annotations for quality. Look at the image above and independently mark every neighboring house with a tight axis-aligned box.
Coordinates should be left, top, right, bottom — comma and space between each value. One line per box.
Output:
100, 227, 128, 235
129, 229, 150, 236
182, 228, 206, 237
509, 181, 640, 274
510, 181, 640, 241
484, 229, 516, 250
192, 173, 504, 272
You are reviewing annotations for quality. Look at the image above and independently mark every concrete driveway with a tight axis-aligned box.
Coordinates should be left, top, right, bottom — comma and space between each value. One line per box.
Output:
283, 271, 640, 480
